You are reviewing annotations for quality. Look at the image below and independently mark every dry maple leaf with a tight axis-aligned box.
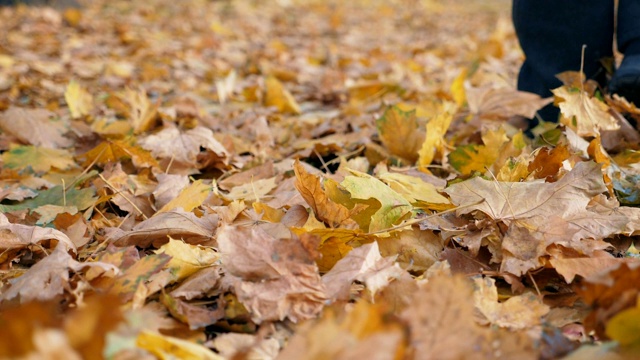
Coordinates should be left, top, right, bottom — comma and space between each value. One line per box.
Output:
445, 161, 628, 275
217, 224, 327, 323
375, 105, 425, 163
322, 242, 404, 301
139, 125, 229, 173
107, 209, 218, 248
553, 86, 619, 137
466, 85, 553, 121
293, 160, 354, 228
0, 107, 72, 148
0, 246, 118, 303
401, 273, 538, 359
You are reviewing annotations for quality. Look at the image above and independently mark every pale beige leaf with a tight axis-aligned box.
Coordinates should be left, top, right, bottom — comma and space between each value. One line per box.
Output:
473, 276, 549, 330
0, 107, 72, 148
139, 125, 229, 170
466, 85, 552, 120
553, 86, 620, 137
0, 213, 76, 252
107, 209, 218, 248
217, 224, 326, 323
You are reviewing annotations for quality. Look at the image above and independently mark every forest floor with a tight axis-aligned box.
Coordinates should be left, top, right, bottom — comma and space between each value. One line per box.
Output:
1, 0, 640, 359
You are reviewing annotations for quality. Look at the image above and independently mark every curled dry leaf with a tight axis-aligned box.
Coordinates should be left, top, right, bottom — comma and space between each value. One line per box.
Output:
0, 212, 76, 256
293, 159, 354, 228
107, 209, 218, 248
322, 242, 405, 301
1, 246, 118, 303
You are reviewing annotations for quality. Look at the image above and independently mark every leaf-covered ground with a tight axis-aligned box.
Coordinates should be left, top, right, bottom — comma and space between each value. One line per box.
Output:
2, 0, 640, 359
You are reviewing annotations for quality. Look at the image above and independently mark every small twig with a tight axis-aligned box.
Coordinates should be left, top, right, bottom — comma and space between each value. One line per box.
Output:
98, 174, 149, 220
528, 270, 542, 299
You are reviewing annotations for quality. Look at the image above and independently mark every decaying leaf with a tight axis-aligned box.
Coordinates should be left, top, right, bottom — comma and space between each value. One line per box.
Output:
217, 224, 326, 323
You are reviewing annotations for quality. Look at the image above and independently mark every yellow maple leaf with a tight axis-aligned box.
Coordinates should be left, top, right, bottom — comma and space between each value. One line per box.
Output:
264, 75, 300, 114
155, 237, 220, 282
418, 101, 457, 168
157, 180, 211, 214
64, 80, 94, 119
378, 172, 452, 211
122, 88, 159, 134
376, 105, 425, 163
448, 127, 509, 175
450, 68, 467, 106
553, 86, 619, 137
79, 139, 158, 169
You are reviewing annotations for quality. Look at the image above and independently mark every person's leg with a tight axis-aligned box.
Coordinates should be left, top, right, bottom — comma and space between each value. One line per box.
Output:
609, 0, 640, 106
513, 0, 615, 122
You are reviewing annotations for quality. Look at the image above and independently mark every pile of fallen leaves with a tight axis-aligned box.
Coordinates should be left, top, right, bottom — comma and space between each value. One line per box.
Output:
2, 0, 640, 358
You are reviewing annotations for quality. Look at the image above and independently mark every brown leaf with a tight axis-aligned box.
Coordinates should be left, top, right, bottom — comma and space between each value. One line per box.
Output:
527, 144, 571, 181
0, 107, 72, 148
400, 274, 537, 359
576, 263, 640, 339
1, 246, 117, 303
107, 209, 218, 248
550, 256, 640, 284
322, 242, 404, 301
466, 85, 553, 120
217, 224, 327, 323
139, 125, 230, 173
0, 212, 76, 261
293, 160, 353, 228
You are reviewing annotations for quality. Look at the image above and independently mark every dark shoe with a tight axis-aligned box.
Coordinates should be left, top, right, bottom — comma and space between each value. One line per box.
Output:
0, 0, 79, 7
610, 54, 640, 106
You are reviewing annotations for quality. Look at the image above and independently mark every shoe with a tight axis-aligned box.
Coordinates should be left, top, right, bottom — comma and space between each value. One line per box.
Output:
610, 54, 640, 106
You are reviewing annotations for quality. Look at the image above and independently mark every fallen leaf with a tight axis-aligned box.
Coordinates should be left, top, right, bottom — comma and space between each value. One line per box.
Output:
217, 224, 327, 323
466, 85, 552, 120
340, 170, 412, 233
136, 330, 223, 360
64, 80, 93, 119
473, 276, 549, 330
155, 237, 220, 283
0, 107, 72, 148
2, 145, 76, 173
418, 101, 457, 167
264, 75, 300, 114
79, 139, 158, 169
107, 209, 218, 247
156, 180, 211, 214
293, 160, 353, 228
375, 105, 425, 162
553, 86, 620, 137
1, 246, 117, 303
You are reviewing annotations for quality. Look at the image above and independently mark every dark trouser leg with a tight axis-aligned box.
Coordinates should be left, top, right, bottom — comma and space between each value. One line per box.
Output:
513, 0, 615, 122
610, 0, 640, 106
